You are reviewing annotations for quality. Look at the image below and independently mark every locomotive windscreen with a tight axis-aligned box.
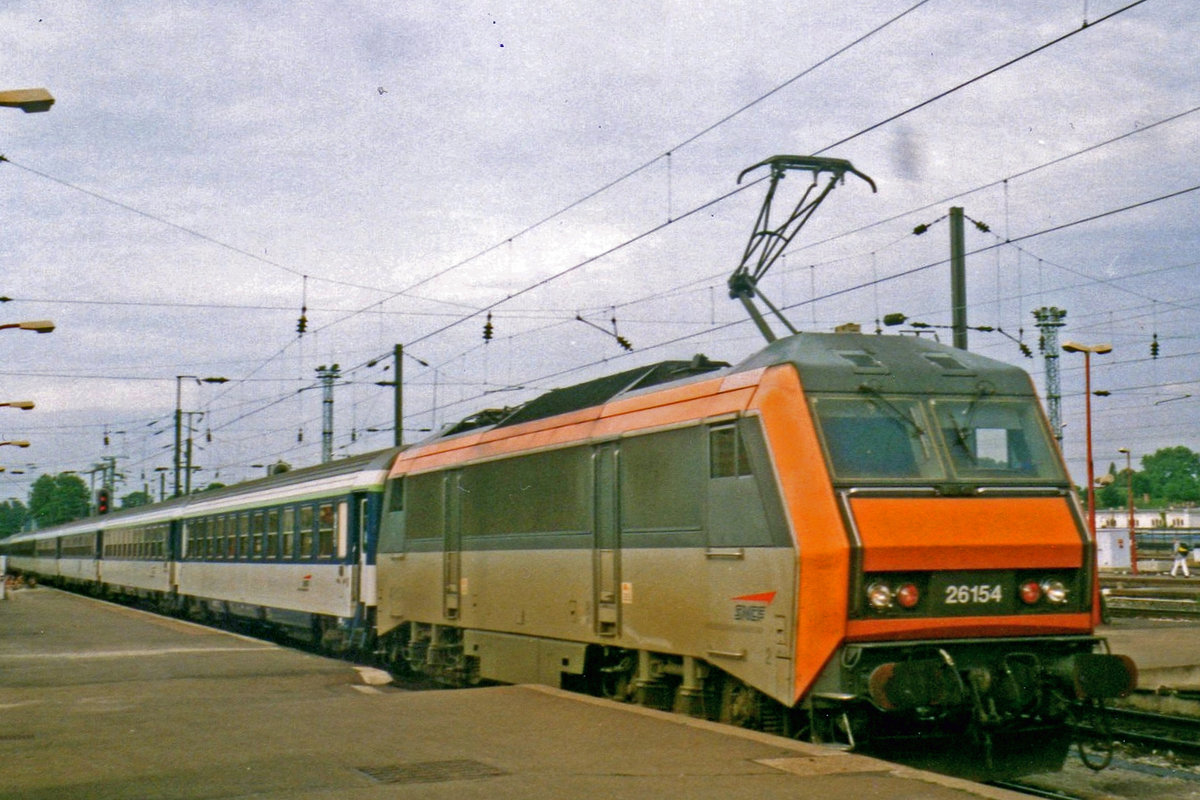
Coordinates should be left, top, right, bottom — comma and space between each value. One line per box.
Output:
812, 393, 1064, 485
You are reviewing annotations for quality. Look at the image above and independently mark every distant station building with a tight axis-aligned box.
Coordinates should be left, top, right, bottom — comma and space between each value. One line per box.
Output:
1097, 505, 1200, 572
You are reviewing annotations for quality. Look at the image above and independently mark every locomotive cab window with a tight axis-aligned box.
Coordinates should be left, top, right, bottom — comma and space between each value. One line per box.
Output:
709, 423, 752, 478
386, 476, 404, 512
931, 398, 1064, 482
812, 395, 942, 481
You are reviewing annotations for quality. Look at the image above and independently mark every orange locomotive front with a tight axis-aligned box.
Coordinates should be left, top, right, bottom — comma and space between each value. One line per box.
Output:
744, 332, 1135, 775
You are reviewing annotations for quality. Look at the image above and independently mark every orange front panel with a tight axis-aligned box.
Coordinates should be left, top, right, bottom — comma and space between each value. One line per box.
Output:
850, 496, 1084, 572
750, 366, 848, 704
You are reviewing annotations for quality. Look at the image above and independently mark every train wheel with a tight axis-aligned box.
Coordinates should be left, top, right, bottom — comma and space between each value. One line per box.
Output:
583, 647, 634, 701
719, 679, 788, 735
720, 680, 761, 728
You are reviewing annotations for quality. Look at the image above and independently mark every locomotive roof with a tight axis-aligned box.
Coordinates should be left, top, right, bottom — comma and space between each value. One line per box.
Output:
425, 333, 1035, 447
734, 332, 1035, 396
429, 356, 730, 441
496, 356, 729, 429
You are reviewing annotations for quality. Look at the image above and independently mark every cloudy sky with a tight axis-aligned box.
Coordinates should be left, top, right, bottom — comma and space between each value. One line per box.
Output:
1, 0, 1196, 501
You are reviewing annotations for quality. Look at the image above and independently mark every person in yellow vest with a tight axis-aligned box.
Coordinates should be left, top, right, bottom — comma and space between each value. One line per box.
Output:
1171, 539, 1191, 578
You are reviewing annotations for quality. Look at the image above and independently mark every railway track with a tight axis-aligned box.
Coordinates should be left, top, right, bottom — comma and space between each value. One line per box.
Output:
1101, 575, 1200, 619
1091, 706, 1200, 758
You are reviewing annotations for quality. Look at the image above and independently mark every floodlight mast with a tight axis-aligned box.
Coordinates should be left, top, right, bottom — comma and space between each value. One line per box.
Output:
728, 155, 876, 342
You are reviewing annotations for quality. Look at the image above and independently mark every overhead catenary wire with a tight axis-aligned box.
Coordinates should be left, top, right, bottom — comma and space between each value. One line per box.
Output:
4, 1, 1180, 482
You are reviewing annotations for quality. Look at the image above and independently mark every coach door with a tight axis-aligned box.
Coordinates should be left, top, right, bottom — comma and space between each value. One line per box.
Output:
442, 470, 463, 620
593, 443, 621, 637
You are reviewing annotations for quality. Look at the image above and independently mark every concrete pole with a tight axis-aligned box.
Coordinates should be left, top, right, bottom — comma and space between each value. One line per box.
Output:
394, 344, 403, 448
949, 206, 967, 350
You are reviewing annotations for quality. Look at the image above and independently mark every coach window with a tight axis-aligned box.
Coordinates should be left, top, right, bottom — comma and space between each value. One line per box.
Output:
299, 504, 315, 559
221, 516, 230, 558
282, 506, 296, 559
237, 514, 251, 560
317, 502, 336, 558
266, 509, 280, 559
251, 512, 266, 558
225, 516, 237, 559
212, 515, 224, 561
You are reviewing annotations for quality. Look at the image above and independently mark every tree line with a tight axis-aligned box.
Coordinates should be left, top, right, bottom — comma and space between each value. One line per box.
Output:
0, 473, 152, 538
1098, 445, 1200, 509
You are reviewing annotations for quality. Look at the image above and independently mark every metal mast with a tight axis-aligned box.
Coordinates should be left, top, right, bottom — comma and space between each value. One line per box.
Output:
316, 364, 341, 463
1032, 307, 1067, 445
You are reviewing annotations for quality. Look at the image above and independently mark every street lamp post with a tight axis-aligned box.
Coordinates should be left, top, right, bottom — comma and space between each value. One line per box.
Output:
1118, 447, 1138, 574
0, 88, 55, 113
1061, 341, 1113, 538
0, 320, 55, 334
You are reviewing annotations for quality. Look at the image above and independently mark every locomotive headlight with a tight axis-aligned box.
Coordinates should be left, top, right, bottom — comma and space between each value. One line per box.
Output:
867, 582, 894, 609
1041, 579, 1069, 604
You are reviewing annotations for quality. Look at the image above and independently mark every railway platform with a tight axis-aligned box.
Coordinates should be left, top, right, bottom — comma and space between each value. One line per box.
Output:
0, 586, 1028, 800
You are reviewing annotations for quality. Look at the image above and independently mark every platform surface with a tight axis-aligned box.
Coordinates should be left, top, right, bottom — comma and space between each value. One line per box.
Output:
0, 587, 1033, 800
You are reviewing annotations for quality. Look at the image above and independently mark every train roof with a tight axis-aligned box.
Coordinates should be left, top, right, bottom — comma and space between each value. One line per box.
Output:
178, 447, 400, 517
495, 356, 729, 429
735, 332, 1035, 396
4, 447, 402, 543
421, 333, 1036, 449
425, 356, 730, 442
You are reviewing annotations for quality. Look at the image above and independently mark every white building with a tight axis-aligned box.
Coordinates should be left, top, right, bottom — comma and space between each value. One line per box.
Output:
1098, 506, 1200, 530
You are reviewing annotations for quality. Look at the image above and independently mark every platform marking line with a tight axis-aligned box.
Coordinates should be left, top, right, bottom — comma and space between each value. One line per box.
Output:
38, 587, 277, 646
0, 645, 279, 661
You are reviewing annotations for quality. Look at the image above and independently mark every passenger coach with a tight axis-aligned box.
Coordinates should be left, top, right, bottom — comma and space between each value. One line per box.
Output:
3, 448, 399, 648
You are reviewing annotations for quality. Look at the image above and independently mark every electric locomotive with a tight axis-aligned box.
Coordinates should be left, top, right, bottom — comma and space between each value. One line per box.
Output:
373, 329, 1134, 776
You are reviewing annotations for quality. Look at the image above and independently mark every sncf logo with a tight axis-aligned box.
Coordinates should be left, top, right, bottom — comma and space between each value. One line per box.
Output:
732, 591, 776, 622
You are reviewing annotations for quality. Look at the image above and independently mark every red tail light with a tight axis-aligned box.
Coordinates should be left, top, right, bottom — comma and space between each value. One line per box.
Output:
896, 583, 920, 608
1019, 580, 1042, 605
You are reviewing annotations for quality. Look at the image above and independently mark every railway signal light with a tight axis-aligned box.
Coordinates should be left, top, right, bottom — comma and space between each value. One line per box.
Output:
97, 488, 111, 515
